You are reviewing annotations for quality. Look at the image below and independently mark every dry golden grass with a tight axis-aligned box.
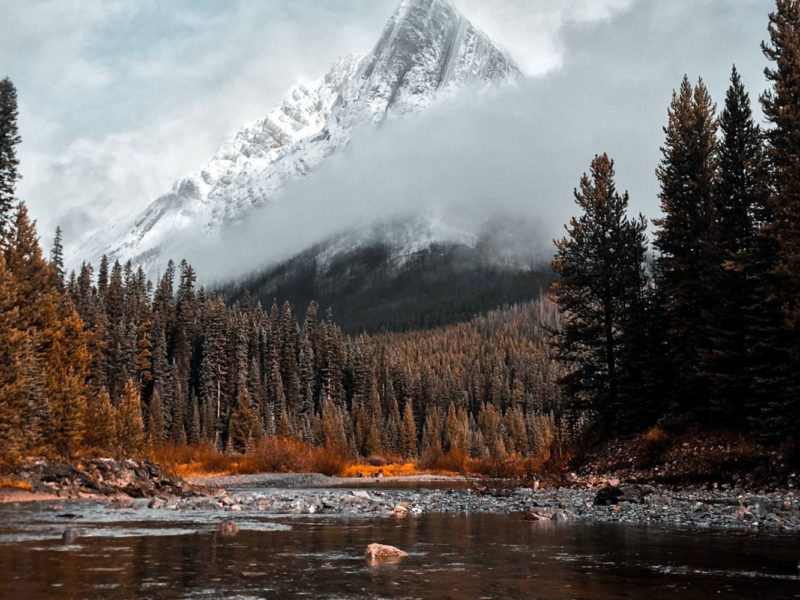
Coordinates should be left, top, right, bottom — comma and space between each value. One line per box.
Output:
151, 441, 556, 481
341, 462, 446, 478
0, 478, 34, 492
151, 438, 351, 478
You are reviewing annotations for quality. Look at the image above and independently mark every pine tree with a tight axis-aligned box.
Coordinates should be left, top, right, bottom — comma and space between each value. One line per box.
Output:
188, 394, 201, 445
45, 308, 90, 458
84, 389, 117, 453
49, 226, 64, 289
146, 388, 166, 447
400, 399, 418, 458
653, 77, 718, 422
444, 401, 469, 453
762, 0, 800, 326
759, 0, 800, 439
384, 396, 402, 455
227, 387, 264, 453
115, 379, 145, 457
421, 405, 443, 462
552, 154, 648, 429
0, 252, 25, 464
365, 415, 383, 456
18, 336, 47, 453
700, 67, 769, 423
0, 77, 21, 245
5, 203, 58, 333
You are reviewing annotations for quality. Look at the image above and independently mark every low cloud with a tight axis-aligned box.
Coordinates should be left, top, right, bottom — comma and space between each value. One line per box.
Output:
162, 0, 771, 285
8, 0, 641, 253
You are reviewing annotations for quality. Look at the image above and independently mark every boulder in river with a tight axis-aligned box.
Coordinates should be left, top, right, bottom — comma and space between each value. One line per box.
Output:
217, 520, 239, 537
365, 543, 408, 563
522, 509, 552, 521
393, 503, 409, 517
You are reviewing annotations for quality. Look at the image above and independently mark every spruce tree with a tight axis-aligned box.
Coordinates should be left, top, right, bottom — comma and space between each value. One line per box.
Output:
45, 308, 90, 458
50, 226, 64, 289
759, 0, 800, 439
700, 67, 769, 423
400, 400, 418, 458
84, 389, 117, 453
115, 379, 146, 457
5, 203, 58, 333
0, 77, 21, 245
0, 253, 25, 464
653, 76, 718, 422
552, 154, 648, 429
227, 387, 264, 453
146, 388, 166, 447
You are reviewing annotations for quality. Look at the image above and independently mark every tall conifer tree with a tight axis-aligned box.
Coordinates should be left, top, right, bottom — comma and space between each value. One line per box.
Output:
0, 77, 21, 244
552, 154, 648, 429
653, 77, 718, 421
700, 67, 769, 423
759, 0, 800, 439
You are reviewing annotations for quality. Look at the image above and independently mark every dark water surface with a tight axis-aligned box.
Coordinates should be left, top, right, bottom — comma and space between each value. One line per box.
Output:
0, 501, 798, 599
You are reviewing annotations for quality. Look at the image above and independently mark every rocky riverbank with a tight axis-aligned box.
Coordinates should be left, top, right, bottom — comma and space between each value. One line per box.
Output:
5, 463, 799, 533
153, 477, 800, 533
3, 459, 194, 501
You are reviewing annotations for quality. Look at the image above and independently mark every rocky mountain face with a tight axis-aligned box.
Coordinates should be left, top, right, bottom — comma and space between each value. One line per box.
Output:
78, 0, 521, 271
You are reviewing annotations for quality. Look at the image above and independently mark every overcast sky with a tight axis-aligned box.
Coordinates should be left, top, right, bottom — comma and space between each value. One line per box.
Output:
1, 0, 774, 268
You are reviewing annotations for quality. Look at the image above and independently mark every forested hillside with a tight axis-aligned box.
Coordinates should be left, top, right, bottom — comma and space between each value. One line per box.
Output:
1, 0, 799, 474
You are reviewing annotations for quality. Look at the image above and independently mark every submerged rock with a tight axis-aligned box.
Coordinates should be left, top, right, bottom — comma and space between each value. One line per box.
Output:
61, 528, 79, 544
108, 495, 135, 509
148, 497, 166, 509
217, 520, 239, 537
365, 543, 408, 563
522, 509, 552, 521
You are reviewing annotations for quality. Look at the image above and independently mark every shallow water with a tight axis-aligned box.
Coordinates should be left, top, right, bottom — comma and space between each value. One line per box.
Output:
0, 501, 798, 599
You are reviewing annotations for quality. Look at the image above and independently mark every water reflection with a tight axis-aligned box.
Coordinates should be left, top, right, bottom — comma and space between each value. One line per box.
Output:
0, 505, 798, 599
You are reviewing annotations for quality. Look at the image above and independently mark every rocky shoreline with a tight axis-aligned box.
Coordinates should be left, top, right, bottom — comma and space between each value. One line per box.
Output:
5, 459, 193, 501
163, 476, 800, 533
3, 463, 799, 533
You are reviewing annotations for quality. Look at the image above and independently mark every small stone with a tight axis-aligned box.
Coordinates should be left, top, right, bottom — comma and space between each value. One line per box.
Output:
229, 504, 242, 512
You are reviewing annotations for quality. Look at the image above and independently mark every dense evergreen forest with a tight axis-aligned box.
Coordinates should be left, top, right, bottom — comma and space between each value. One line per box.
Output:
221, 234, 555, 334
0, 0, 799, 470
552, 0, 800, 448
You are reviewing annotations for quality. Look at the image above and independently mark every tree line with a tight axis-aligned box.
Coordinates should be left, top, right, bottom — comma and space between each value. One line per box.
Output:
552, 0, 799, 447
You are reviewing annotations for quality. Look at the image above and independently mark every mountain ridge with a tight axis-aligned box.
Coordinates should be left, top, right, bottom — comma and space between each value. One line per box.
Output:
77, 0, 521, 273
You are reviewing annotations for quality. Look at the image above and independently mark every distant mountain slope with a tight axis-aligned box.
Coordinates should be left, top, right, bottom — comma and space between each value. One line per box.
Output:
77, 0, 521, 272
220, 221, 554, 333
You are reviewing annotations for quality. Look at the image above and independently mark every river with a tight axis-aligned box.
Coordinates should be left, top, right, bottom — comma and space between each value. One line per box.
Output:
1, 495, 799, 599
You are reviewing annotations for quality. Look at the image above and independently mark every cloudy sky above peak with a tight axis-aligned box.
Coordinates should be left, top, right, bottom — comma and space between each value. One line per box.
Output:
1, 0, 773, 267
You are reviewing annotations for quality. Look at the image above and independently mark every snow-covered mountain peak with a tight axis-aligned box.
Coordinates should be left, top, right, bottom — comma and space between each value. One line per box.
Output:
77, 0, 521, 272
